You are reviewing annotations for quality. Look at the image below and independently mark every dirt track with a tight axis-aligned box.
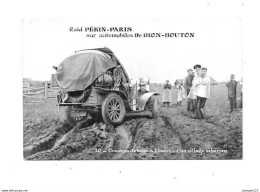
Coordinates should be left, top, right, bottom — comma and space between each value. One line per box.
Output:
23, 103, 242, 160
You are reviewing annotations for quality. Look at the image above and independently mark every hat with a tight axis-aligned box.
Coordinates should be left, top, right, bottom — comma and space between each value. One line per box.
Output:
193, 64, 201, 69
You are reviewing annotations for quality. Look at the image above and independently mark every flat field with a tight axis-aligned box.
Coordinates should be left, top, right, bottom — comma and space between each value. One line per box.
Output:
23, 83, 242, 160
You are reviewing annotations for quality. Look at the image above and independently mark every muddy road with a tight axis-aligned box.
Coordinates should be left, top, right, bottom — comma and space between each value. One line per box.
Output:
23, 103, 242, 160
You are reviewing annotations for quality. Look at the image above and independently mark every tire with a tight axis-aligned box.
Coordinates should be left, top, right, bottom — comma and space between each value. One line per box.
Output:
151, 97, 159, 118
101, 93, 126, 125
65, 106, 88, 127
145, 96, 159, 118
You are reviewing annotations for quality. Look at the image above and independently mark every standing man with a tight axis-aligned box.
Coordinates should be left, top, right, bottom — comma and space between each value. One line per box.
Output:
194, 67, 210, 119
188, 64, 202, 115
183, 69, 194, 112
226, 74, 237, 112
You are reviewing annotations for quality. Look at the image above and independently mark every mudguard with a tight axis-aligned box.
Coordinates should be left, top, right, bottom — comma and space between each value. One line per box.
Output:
138, 92, 160, 110
94, 87, 132, 111
94, 87, 128, 100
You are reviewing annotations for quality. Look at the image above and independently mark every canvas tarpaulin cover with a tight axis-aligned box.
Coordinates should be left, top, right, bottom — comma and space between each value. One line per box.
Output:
56, 50, 118, 92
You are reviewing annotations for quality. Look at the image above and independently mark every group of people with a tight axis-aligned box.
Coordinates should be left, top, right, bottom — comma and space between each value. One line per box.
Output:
162, 80, 187, 107
185, 64, 211, 119
162, 64, 242, 118
162, 64, 211, 120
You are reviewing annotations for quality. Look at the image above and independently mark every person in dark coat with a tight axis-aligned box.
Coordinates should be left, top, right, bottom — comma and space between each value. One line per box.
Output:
183, 69, 194, 111
226, 74, 237, 112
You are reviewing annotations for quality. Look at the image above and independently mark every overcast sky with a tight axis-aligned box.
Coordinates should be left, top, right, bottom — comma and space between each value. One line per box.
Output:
23, 19, 243, 83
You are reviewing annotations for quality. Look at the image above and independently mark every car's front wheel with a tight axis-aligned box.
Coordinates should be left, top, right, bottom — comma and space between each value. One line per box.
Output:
145, 96, 159, 118
151, 97, 159, 118
101, 93, 126, 125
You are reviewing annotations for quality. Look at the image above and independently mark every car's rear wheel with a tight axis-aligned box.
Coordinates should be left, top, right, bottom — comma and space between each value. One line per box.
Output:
65, 106, 89, 127
101, 93, 126, 125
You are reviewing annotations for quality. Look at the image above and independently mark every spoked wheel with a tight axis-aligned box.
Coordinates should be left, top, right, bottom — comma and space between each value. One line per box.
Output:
145, 96, 159, 118
65, 106, 89, 127
101, 93, 126, 125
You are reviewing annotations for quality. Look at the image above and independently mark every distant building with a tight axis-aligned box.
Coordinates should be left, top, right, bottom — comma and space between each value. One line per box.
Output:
29, 80, 45, 87
23, 78, 32, 88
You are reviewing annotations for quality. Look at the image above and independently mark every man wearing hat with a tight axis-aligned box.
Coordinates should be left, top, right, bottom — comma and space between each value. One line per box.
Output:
226, 74, 237, 112
184, 69, 194, 112
188, 64, 202, 116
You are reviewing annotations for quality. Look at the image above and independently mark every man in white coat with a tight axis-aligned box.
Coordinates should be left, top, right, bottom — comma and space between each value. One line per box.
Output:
194, 67, 210, 119
188, 64, 202, 115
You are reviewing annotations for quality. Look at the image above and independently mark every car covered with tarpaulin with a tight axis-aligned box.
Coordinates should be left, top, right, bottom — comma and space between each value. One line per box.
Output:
55, 47, 159, 126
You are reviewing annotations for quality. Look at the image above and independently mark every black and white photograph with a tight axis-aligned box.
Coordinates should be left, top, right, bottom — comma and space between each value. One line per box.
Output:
1, 1, 260, 191
23, 19, 242, 160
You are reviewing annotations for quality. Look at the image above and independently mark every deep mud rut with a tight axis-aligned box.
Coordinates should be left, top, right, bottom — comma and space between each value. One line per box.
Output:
23, 106, 242, 160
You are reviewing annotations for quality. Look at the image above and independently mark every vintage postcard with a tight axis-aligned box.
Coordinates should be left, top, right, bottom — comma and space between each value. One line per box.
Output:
23, 19, 242, 160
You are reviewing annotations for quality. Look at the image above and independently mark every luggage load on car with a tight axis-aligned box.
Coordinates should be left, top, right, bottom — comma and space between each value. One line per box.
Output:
56, 50, 118, 92
55, 48, 159, 126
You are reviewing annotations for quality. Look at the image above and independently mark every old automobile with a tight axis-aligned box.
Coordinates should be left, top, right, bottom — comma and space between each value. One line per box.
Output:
55, 48, 159, 126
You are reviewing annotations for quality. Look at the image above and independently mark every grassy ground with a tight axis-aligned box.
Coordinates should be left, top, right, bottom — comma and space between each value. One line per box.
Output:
23, 97, 65, 120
